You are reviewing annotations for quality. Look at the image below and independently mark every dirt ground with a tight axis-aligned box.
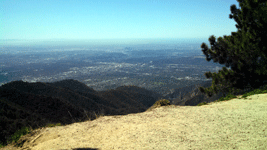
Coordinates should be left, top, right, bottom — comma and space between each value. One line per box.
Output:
2, 94, 267, 150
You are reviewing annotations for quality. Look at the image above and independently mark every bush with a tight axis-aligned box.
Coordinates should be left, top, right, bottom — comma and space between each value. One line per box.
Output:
45, 123, 62, 128
242, 88, 267, 99
7, 127, 30, 144
218, 93, 237, 101
0, 142, 4, 148
197, 102, 208, 106
153, 99, 171, 107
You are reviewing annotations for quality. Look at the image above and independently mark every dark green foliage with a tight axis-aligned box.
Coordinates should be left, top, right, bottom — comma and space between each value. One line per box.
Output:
0, 98, 48, 146
46, 79, 97, 94
45, 123, 62, 127
7, 127, 30, 144
241, 84, 267, 99
198, 83, 267, 106
218, 93, 237, 101
0, 79, 161, 147
197, 102, 207, 106
199, 0, 267, 97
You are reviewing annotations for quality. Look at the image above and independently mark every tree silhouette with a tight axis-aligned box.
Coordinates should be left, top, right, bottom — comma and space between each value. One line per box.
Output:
199, 0, 267, 97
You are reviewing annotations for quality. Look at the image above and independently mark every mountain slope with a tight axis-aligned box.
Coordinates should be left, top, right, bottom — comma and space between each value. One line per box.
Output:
0, 79, 161, 146
46, 79, 97, 94
2, 78, 256, 146
4, 93, 267, 150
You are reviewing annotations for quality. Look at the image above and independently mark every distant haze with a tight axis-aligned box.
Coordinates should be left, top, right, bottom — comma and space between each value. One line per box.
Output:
1, 0, 239, 43
0, 38, 210, 47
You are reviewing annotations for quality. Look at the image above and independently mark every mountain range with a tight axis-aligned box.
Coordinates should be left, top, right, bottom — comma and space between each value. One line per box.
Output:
0, 79, 254, 146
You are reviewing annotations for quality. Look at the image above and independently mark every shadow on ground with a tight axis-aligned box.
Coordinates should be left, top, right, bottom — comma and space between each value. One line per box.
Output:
61, 148, 99, 150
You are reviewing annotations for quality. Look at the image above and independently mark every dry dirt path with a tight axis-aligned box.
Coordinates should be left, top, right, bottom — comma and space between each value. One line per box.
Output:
3, 94, 267, 150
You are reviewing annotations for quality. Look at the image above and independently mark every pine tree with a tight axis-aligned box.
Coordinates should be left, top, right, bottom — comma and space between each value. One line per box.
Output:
199, 0, 267, 97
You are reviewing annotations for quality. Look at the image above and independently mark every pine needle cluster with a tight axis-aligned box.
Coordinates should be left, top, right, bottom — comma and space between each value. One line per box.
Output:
199, 0, 267, 97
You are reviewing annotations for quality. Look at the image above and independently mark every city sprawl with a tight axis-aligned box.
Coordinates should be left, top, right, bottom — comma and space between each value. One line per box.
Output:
0, 43, 225, 95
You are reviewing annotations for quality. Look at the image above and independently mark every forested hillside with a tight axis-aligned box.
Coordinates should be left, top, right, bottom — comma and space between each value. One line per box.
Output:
0, 79, 163, 146
0, 79, 234, 146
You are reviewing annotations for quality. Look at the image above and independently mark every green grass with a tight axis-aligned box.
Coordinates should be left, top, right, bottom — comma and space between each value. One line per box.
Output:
0, 143, 4, 148
197, 102, 208, 106
7, 127, 30, 145
198, 84, 267, 106
45, 123, 62, 128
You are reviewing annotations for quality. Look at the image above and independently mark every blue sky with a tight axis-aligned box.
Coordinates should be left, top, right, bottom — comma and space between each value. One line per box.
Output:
1, 0, 239, 42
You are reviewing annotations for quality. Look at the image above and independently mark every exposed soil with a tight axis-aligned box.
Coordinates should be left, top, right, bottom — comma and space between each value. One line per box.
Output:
2, 94, 267, 150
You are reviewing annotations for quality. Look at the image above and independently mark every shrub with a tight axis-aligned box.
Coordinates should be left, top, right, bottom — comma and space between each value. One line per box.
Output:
242, 88, 267, 99
7, 126, 30, 144
197, 102, 208, 106
0, 142, 4, 148
45, 123, 62, 128
218, 93, 237, 101
153, 99, 171, 107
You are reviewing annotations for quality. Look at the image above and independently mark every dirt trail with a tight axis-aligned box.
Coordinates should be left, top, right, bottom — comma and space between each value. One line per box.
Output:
3, 94, 267, 150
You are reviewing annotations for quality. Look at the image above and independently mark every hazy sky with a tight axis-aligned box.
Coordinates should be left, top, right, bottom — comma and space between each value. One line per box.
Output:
1, 0, 239, 41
